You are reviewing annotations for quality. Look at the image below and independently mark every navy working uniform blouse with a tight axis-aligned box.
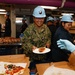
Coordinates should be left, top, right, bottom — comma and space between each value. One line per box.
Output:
52, 25, 73, 62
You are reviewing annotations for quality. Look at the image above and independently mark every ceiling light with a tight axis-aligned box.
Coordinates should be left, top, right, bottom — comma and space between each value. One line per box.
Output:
41, 6, 57, 10
61, 13, 74, 15
16, 17, 22, 23
0, 9, 6, 11
0, 12, 7, 14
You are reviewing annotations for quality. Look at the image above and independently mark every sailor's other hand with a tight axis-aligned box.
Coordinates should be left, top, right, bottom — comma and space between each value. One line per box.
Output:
32, 46, 37, 51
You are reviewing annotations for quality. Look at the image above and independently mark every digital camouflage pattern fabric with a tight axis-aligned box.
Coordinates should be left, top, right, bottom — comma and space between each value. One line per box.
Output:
22, 23, 51, 61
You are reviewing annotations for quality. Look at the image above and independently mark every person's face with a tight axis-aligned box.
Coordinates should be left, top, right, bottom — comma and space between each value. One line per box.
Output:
47, 21, 53, 26
22, 20, 26, 23
33, 17, 45, 27
62, 22, 72, 31
4, 14, 7, 18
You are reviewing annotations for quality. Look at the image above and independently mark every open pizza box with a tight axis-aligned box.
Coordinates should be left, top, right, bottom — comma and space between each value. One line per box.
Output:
36, 53, 75, 75
0, 54, 30, 75
43, 53, 75, 75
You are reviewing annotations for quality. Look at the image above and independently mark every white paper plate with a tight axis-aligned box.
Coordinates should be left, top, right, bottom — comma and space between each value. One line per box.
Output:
33, 47, 51, 54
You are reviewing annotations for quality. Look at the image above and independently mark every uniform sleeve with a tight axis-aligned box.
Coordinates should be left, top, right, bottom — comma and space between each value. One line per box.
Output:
46, 27, 51, 45
22, 27, 33, 52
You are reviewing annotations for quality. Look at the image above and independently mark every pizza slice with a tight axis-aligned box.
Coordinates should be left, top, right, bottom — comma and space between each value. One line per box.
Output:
4, 64, 24, 75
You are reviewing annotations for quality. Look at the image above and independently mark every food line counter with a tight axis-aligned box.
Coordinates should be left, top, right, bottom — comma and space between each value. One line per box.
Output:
0, 37, 23, 55
0, 42, 22, 46
0, 42, 23, 54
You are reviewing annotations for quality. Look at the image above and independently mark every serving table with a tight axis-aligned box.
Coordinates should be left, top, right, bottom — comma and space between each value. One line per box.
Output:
0, 42, 22, 54
36, 61, 75, 75
0, 54, 30, 75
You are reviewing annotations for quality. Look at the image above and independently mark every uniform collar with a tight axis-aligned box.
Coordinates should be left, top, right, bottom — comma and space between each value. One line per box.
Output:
33, 23, 45, 33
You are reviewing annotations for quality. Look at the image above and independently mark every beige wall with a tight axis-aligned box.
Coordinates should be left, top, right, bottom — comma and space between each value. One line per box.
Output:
0, 15, 5, 25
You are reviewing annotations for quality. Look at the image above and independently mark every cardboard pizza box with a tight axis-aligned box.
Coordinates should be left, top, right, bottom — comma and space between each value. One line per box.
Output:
36, 61, 75, 75
0, 54, 30, 75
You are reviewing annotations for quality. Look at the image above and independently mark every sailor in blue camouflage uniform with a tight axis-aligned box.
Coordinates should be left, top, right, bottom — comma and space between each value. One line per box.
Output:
22, 6, 51, 71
